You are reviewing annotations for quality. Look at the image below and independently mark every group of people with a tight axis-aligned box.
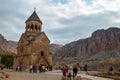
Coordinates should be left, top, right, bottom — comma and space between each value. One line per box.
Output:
15, 64, 52, 73
16, 65, 22, 72
61, 64, 88, 80
61, 66, 78, 79
30, 64, 38, 73
29, 64, 52, 73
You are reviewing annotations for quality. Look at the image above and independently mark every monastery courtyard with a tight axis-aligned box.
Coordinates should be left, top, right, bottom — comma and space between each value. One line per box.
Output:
1, 69, 113, 80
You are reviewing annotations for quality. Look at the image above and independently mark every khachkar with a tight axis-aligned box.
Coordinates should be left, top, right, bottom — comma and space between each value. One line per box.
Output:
13, 10, 53, 71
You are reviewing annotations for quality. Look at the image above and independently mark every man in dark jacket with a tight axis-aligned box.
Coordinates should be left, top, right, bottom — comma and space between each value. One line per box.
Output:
73, 66, 78, 78
84, 64, 88, 72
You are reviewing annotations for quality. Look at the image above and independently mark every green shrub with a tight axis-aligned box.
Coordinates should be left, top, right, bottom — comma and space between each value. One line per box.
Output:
1, 54, 14, 68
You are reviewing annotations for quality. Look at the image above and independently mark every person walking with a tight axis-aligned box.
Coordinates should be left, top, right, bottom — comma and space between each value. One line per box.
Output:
67, 72, 72, 80
73, 66, 78, 78
35, 65, 38, 73
39, 65, 42, 72
84, 64, 88, 72
42, 65, 45, 72
62, 66, 68, 76
19, 65, 22, 72
30, 64, 33, 73
32, 64, 35, 73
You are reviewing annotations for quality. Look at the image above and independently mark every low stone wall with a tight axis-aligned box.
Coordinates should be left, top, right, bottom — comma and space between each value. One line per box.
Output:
87, 71, 120, 80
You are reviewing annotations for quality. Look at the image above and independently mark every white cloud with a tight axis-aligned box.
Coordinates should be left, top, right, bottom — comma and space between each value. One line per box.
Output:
51, 0, 120, 18
0, 0, 120, 44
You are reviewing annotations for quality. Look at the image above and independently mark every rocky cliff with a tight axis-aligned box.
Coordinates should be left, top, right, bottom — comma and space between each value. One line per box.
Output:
0, 34, 17, 54
50, 44, 63, 54
55, 27, 120, 61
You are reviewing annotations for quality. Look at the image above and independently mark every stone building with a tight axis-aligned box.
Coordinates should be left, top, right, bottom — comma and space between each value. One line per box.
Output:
13, 10, 53, 70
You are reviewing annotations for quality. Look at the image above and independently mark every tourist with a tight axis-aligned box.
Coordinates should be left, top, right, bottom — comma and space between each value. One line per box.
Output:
42, 65, 45, 72
67, 72, 72, 80
73, 66, 78, 78
34, 65, 38, 73
45, 67, 48, 71
62, 66, 68, 76
19, 65, 22, 72
108, 66, 113, 75
17, 65, 20, 72
32, 64, 38, 73
84, 64, 88, 72
46, 66, 49, 71
33, 65, 35, 73
108, 66, 113, 71
38, 65, 41, 72
30, 64, 33, 73
16, 66, 18, 71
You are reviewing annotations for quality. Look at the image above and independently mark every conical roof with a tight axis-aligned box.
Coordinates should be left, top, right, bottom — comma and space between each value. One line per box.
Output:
25, 11, 42, 24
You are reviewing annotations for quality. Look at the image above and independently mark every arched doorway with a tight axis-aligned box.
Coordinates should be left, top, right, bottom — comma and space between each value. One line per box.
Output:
40, 51, 44, 56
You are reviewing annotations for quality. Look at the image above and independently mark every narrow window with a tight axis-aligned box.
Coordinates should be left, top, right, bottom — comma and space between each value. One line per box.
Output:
35, 25, 37, 31
41, 51, 44, 56
31, 24, 33, 31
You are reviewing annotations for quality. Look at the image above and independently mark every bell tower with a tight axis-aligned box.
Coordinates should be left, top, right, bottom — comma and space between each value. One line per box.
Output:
25, 10, 42, 35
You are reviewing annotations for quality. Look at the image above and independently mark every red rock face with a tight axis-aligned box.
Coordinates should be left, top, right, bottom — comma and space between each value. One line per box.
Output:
55, 27, 120, 60
0, 34, 17, 54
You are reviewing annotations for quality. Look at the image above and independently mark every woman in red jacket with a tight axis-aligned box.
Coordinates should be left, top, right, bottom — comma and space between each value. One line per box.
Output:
62, 66, 68, 76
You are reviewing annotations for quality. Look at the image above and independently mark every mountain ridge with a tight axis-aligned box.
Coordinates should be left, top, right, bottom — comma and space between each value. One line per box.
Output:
55, 27, 120, 61
0, 34, 17, 54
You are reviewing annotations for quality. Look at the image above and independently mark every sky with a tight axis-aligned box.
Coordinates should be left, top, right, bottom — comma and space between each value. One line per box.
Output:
0, 0, 120, 45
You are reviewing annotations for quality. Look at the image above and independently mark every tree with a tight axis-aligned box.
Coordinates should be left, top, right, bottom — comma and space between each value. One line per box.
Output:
1, 54, 14, 68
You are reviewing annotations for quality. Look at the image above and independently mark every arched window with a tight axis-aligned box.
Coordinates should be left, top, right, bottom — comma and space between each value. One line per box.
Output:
31, 24, 34, 30
27, 26, 30, 31
41, 51, 44, 56
35, 25, 37, 31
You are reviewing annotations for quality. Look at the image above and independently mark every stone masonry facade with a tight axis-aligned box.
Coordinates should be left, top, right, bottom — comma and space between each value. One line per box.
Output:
13, 10, 53, 70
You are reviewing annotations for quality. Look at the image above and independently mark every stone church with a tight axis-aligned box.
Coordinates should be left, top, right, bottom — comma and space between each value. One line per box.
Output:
13, 10, 53, 70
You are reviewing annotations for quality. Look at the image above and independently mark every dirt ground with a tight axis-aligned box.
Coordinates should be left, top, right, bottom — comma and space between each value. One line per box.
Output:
1, 71, 60, 80
1, 70, 89, 80
0, 70, 114, 80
